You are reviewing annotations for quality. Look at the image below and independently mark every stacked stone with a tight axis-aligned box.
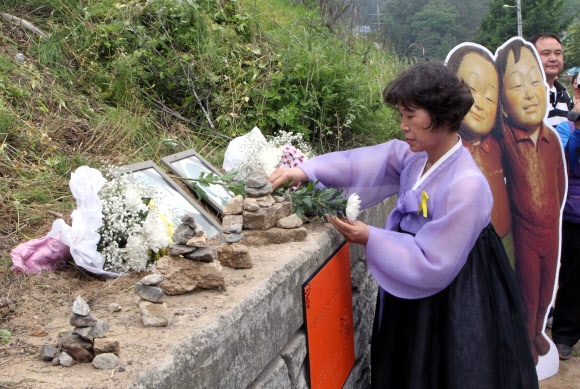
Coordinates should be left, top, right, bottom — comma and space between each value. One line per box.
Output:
39, 296, 119, 370
152, 213, 226, 296
218, 169, 308, 265
136, 274, 170, 327
168, 213, 219, 263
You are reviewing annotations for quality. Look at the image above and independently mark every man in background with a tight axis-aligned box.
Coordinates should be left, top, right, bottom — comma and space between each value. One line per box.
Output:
529, 33, 574, 128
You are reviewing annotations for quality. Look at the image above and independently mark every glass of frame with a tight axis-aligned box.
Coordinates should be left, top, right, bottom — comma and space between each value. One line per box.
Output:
161, 150, 234, 214
119, 161, 222, 239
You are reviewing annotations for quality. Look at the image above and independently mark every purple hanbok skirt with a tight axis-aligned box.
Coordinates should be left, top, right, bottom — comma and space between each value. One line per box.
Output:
370, 224, 538, 389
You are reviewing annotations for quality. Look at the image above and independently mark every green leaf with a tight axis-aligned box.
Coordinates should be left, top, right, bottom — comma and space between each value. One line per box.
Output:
0, 329, 11, 344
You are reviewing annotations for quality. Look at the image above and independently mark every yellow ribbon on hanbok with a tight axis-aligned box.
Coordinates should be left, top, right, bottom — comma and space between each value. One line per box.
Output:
417, 190, 429, 218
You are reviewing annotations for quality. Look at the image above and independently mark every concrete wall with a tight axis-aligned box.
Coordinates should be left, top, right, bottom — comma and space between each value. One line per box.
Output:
128, 197, 395, 389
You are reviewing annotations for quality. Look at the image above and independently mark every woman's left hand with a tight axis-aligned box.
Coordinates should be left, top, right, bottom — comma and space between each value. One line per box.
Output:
328, 216, 369, 245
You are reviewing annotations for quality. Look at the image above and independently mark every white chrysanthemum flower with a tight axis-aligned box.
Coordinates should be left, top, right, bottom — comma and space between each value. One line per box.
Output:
257, 146, 283, 176
124, 234, 149, 271
124, 187, 147, 213
142, 209, 171, 252
346, 193, 361, 222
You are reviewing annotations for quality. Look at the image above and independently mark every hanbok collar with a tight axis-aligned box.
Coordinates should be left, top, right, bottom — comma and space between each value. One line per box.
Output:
412, 136, 462, 191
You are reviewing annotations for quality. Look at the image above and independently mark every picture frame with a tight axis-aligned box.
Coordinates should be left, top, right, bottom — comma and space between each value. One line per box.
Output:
161, 150, 234, 214
119, 160, 222, 239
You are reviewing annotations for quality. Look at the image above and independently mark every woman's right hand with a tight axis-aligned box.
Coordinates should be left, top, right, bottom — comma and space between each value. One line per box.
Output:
268, 167, 308, 190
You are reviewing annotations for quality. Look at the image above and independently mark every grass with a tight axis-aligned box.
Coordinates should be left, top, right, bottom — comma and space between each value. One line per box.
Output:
0, 0, 404, 273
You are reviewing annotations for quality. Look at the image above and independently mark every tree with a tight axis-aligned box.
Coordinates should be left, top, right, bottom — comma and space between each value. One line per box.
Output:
378, 0, 488, 61
476, 0, 568, 51
564, 21, 580, 68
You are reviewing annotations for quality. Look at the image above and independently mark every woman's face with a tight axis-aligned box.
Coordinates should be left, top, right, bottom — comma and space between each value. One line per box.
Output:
456, 52, 499, 142
501, 48, 547, 134
397, 104, 441, 154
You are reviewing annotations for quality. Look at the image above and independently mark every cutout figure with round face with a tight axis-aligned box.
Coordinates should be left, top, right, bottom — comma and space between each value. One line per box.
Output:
446, 46, 513, 262
495, 38, 566, 367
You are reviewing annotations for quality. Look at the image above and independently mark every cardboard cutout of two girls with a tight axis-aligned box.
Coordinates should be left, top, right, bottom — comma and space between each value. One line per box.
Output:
445, 37, 566, 380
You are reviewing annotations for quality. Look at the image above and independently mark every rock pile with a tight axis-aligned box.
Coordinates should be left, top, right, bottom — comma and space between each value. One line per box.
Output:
135, 273, 170, 327
38, 296, 119, 369
217, 169, 308, 269
152, 213, 226, 295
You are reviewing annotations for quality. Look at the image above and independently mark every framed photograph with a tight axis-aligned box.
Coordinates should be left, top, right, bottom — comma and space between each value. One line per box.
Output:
161, 150, 234, 214
119, 161, 222, 239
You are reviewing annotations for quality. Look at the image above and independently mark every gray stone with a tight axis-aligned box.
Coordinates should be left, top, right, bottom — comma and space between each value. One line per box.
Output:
153, 255, 225, 295
245, 183, 273, 198
39, 344, 59, 361
217, 243, 252, 269
273, 195, 286, 203
245, 168, 269, 188
186, 233, 208, 247
59, 352, 75, 367
69, 313, 97, 327
90, 320, 110, 338
109, 303, 122, 313
72, 319, 110, 340
241, 227, 308, 245
141, 274, 164, 286
222, 215, 244, 233
248, 357, 291, 389
139, 300, 170, 327
223, 195, 244, 215
277, 214, 304, 229
280, 331, 307, 383
183, 246, 218, 263
72, 296, 90, 316
256, 195, 275, 208
168, 244, 196, 256
93, 353, 119, 370
134, 282, 165, 303
243, 197, 260, 212
225, 233, 244, 243
94, 338, 121, 356
294, 364, 309, 389
223, 223, 243, 234
172, 224, 195, 245
51, 355, 60, 366
60, 332, 94, 362
243, 202, 292, 230
180, 213, 198, 229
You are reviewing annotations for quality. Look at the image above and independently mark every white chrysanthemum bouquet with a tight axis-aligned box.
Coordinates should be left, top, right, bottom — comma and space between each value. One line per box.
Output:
97, 167, 173, 274
224, 128, 313, 179
49, 165, 173, 277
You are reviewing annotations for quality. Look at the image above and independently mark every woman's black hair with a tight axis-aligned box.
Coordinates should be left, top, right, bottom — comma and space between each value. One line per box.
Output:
383, 62, 473, 132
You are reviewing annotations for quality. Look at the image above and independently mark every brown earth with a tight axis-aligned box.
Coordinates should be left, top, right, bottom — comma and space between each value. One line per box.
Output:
0, 234, 298, 389
2, 258, 580, 389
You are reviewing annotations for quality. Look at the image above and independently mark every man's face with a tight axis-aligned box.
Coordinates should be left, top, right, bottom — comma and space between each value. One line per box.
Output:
502, 47, 547, 134
456, 52, 499, 142
534, 37, 563, 82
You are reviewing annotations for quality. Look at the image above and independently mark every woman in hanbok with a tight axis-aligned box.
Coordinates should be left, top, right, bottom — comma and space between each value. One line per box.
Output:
268, 62, 537, 388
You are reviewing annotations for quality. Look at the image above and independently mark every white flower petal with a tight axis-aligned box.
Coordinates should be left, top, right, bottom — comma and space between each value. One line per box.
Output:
346, 193, 361, 222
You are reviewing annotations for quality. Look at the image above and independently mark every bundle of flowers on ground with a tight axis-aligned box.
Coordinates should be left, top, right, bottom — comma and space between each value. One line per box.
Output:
223, 127, 314, 179
12, 165, 174, 277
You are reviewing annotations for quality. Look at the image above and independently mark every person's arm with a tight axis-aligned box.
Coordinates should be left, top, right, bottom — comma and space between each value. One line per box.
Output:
365, 173, 492, 299
297, 140, 412, 210
555, 120, 573, 149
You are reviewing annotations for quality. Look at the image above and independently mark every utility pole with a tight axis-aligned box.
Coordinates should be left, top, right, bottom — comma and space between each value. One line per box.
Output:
369, 2, 384, 40
517, 0, 522, 37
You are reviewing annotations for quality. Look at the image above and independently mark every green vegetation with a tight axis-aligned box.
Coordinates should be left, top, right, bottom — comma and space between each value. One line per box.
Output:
0, 0, 403, 267
476, 0, 570, 50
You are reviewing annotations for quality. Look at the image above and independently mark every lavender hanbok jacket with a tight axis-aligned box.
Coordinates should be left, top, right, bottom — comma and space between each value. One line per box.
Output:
299, 139, 492, 299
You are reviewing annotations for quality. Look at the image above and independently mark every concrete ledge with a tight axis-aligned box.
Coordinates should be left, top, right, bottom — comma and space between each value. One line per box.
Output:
127, 197, 394, 389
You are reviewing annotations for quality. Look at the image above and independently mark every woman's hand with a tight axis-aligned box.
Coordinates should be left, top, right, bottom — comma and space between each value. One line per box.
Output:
329, 216, 369, 245
268, 167, 308, 190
